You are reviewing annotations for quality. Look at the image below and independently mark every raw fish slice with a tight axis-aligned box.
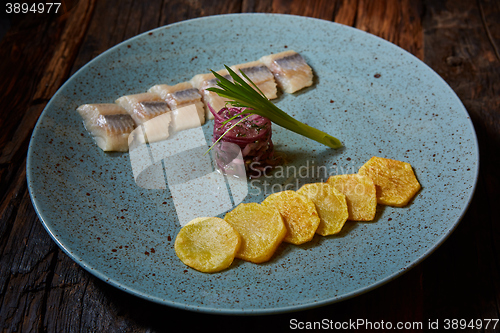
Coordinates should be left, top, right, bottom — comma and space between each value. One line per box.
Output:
170, 104, 204, 132
128, 112, 172, 147
253, 80, 278, 99
140, 101, 170, 117
115, 92, 169, 125
260, 50, 313, 93
98, 114, 135, 134
202, 91, 229, 118
77, 103, 127, 127
167, 87, 201, 107
191, 70, 232, 92
143, 112, 171, 143
77, 103, 135, 152
230, 61, 277, 99
148, 82, 205, 127
191, 69, 233, 119
149, 82, 200, 107
231, 62, 274, 84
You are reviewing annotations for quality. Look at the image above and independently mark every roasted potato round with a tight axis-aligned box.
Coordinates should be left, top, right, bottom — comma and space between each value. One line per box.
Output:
358, 156, 421, 207
297, 183, 348, 236
224, 203, 286, 263
327, 174, 377, 221
174, 217, 241, 273
262, 190, 320, 245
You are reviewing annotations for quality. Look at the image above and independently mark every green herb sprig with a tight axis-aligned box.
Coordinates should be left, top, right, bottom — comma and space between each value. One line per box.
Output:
206, 65, 342, 149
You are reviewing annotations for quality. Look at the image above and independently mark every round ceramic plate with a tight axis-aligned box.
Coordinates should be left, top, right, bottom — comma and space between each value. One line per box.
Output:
27, 14, 479, 314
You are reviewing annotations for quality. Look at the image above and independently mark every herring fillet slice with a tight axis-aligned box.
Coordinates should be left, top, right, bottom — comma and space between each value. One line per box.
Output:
148, 81, 206, 129
191, 69, 233, 118
115, 92, 170, 125
77, 103, 135, 152
149, 82, 201, 108
260, 50, 313, 93
230, 61, 278, 100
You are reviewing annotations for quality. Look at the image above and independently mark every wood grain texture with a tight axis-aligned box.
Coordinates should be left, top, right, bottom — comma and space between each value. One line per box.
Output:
0, 1, 96, 331
0, 0, 95, 205
422, 0, 500, 326
0, 0, 498, 332
355, 0, 423, 59
271, 0, 336, 20
334, 0, 358, 26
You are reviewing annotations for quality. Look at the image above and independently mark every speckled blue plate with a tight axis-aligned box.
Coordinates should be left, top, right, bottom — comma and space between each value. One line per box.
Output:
27, 14, 479, 314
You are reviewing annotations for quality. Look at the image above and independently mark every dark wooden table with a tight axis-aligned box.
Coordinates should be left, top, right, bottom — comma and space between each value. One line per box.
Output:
1, 0, 499, 332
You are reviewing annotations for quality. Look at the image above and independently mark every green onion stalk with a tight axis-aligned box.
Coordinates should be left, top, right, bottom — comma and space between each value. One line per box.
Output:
206, 65, 343, 149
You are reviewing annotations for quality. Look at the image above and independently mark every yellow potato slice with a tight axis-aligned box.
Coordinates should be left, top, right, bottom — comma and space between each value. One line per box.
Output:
174, 217, 241, 273
297, 183, 348, 236
358, 156, 421, 207
224, 203, 286, 263
262, 190, 320, 245
327, 174, 377, 221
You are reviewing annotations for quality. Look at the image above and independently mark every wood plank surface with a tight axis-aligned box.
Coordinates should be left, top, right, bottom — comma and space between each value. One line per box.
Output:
422, 0, 500, 328
0, 0, 498, 332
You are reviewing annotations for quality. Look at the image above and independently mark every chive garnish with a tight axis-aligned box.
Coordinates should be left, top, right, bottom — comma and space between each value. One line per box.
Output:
207, 65, 343, 149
